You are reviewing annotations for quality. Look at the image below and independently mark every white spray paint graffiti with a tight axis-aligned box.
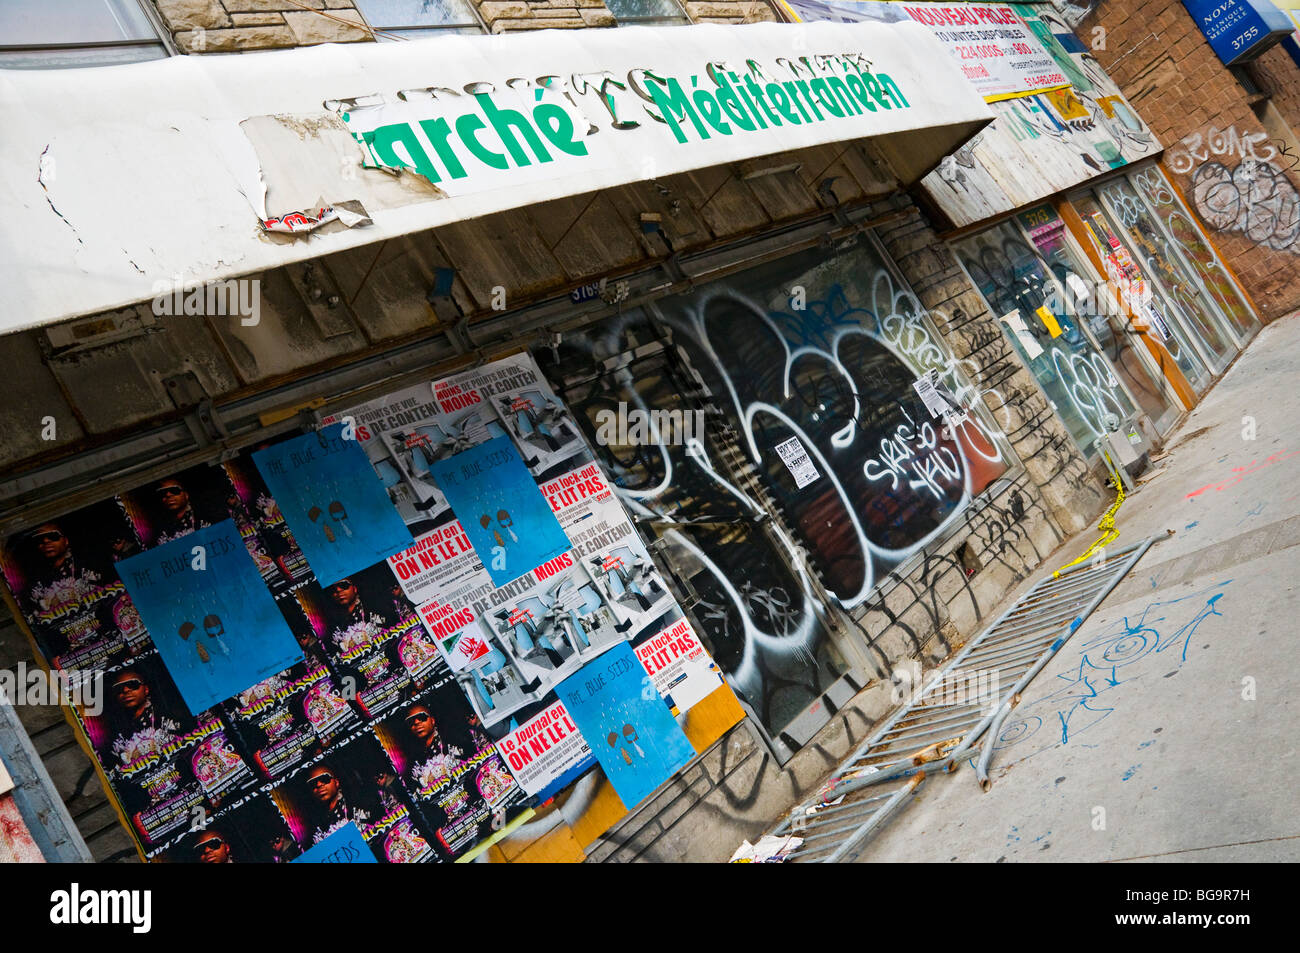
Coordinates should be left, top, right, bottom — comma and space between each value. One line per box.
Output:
539, 254, 1018, 734
1168, 125, 1300, 252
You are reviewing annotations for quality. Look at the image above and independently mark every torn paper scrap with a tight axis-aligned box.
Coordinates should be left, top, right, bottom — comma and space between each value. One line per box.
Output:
261, 198, 371, 234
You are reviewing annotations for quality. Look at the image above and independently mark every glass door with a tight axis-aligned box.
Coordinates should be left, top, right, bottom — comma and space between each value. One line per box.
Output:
1014, 204, 1183, 438
1127, 165, 1260, 344
955, 218, 1140, 453
1092, 180, 1237, 375
1070, 192, 1215, 394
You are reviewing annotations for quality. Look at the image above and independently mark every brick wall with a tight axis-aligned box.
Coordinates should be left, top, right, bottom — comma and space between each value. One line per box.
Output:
1081, 0, 1300, 321
1249, 44, 1300, 133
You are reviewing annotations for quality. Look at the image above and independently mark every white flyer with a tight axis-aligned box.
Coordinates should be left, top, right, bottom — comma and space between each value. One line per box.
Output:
774, 436, 822, 488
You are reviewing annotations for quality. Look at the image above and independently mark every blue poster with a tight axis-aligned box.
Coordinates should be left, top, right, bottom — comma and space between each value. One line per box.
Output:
293, 823, 377, 863
428, 435, 572, 587
558, 642, 694, 810
117, 520, 304, 714
252, 425, 413, 586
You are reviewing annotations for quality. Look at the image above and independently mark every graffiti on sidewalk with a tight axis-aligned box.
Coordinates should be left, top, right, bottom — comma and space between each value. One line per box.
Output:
981, 579, 1233, 764
1184, 450, 1299, 499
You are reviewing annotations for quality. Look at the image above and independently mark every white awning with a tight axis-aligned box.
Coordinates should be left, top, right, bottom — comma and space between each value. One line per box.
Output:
0, 21, 992, 336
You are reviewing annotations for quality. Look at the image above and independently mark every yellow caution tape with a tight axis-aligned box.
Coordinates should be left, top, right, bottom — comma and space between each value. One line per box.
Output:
1053, 452, 1125, 578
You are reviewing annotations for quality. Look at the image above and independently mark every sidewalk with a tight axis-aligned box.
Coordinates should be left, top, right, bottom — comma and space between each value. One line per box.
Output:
856, 313, 1300, 863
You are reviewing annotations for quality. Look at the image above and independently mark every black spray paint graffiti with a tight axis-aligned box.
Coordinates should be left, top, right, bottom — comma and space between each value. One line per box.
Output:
540, 317, 847, 737
1191, 160, 1300, 251
1169, 125, 1300, 252
539, 244, 1022, 739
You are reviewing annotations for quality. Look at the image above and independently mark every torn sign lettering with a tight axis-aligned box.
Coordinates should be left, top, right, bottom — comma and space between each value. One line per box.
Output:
261, 199, 372, 234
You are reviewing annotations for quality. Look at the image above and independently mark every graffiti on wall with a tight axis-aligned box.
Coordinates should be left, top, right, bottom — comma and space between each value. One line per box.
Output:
538, 243, 1019, 739
1167, 125, 1300, 252
958, 232, 1135, 446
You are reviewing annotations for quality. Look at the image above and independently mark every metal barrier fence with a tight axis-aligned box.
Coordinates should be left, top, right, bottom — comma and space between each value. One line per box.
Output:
770, 534, 1165, 863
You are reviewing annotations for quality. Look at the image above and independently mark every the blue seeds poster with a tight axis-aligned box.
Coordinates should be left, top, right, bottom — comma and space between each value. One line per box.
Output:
252, 425, 413, 586
427, 434, 572, 587
558, 642, 694, 810
293, 823, 377, 864
117, 520, 303, 714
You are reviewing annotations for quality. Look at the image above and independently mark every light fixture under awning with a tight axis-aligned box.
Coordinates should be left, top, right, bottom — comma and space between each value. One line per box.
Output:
0, 20, 992, 337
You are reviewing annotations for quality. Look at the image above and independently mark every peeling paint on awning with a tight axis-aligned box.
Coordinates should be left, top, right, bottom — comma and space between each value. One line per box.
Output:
0, 21, 992, 337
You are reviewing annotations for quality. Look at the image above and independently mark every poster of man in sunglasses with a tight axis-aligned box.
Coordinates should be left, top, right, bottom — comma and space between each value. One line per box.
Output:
158, 795, 300, 863
118, 463, 237, 549
374, 683, 525, 860
222, 452, 314, 594
0, 500, 150, 671
293, 562, 442, 721
221, 660, 362, 782
79, 656, 256, 854
271, 733, 438, 863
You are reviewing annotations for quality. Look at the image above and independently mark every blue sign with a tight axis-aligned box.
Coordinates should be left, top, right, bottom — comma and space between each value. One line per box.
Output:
558, 642, 694, 810
253, 425, 413, 586
293, 822, 377, 863
1182, 0, 1293, 64
427, 435, 572, 587
118, 520, 304, 714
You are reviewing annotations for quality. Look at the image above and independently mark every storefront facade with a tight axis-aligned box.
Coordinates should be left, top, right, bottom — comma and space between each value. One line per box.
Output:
0, 9, 1138, 862
779, 1, 1264, 470
1068, 0, 1300, 324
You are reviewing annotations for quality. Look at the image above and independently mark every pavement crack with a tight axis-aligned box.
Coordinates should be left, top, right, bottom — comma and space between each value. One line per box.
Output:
1105, 832, 1300, 862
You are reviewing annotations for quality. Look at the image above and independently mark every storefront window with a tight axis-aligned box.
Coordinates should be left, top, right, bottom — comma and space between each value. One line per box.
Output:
1093, 180, 1237, 374
1013, 205, 1182, 437
353, 0, 485, 37
1071, 193, 1214, 394
957, 217, 1144, 451
1128, 166, 1260, 342
538, 239, 1014, 740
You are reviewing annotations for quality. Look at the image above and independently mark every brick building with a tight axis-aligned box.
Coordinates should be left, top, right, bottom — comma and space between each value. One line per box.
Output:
1071, 0, 1300, 321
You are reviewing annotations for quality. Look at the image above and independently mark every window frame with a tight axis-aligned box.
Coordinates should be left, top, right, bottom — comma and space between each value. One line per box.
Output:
0, 0, 175, 69
603, 0, 692, 27
350, 0, 489, 38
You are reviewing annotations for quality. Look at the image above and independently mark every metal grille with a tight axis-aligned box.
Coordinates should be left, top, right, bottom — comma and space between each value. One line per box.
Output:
770, 535, 1163, 863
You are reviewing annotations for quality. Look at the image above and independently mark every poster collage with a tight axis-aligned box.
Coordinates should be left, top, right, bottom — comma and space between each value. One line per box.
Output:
1, 354, 726, 863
